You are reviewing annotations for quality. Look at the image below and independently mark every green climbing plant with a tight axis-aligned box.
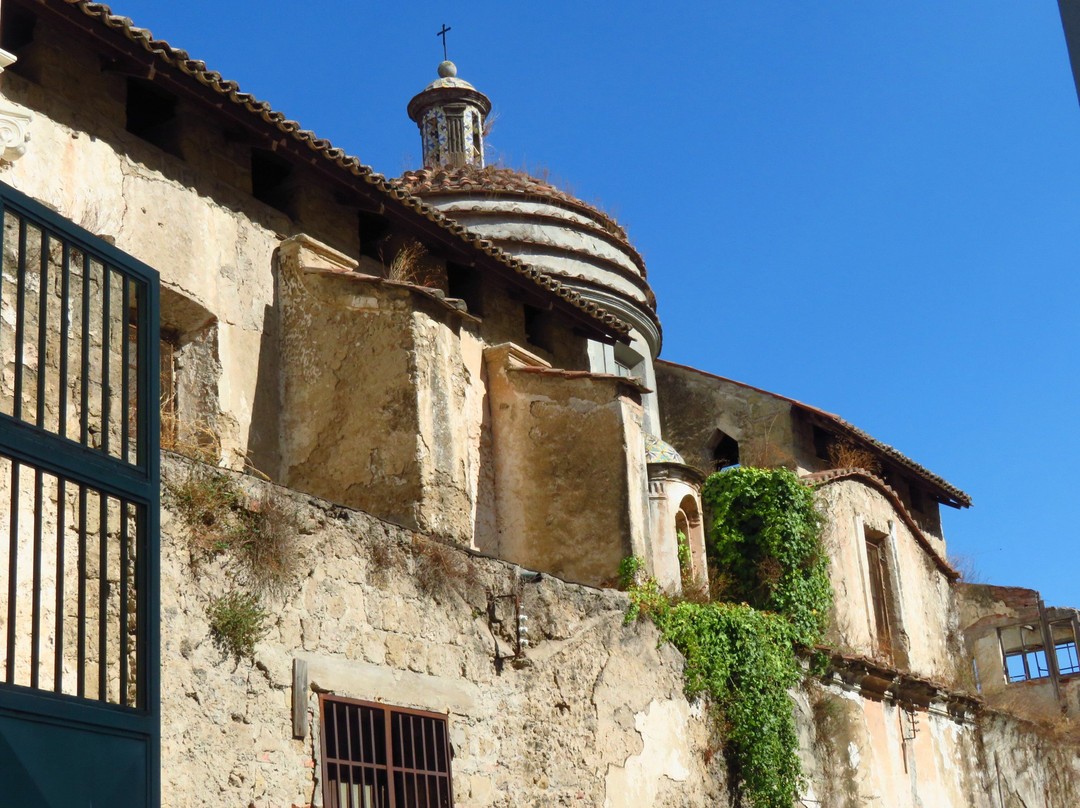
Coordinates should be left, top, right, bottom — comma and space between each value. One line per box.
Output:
622, 466, 832, 808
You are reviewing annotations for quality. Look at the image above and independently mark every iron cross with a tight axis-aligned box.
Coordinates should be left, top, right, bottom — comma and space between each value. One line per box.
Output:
437, 24, 452, 61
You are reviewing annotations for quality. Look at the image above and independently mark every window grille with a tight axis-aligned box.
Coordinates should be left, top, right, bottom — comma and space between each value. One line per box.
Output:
320, 695, 453, 808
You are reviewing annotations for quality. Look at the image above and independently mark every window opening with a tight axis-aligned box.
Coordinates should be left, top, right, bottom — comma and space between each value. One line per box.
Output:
251, 147, 296, 217
908, 484, 923, 513
446, 262, 483, 316
471, 113, 482, 161
320, 695, 453, 808
1052, 620, 1079, 676
999, 624, 1050, 683
1, 4, 36, 54
812, 425, 832, 461
126, 78, 182, 157
864, 527, 892, 656
522, 304, 551, 353
711, 431, 739, 471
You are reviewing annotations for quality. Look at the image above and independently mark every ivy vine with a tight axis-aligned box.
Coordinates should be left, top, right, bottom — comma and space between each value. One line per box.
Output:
625, 466, 832, 808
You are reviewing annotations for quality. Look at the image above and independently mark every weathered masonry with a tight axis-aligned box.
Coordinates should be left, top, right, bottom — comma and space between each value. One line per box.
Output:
0, 1, 1077, 807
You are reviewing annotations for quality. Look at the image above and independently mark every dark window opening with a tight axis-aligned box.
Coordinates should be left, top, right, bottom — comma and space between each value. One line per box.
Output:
446, 262, 483, 316
864, 527, 892, 657
712, 432, 740, 471
359, 212, 391, 260
523, 304, 552, 353
1, 5, 36, 53
471, 113, 482, 160
908, 484, 924, 513
1, 5, 40, 81
126, 78, 183, 157
812, 425, 832, 461
320, 695, 453, 808
251, 147, 296, 217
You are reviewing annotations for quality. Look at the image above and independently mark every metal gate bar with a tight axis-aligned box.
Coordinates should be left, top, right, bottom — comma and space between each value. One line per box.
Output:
0, 180, 159, 806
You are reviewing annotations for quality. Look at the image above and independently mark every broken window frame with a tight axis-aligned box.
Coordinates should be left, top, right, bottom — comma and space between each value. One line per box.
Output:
998, 624, 1051, 683
1051, 619, 1080, 677
319, 694, 454, 808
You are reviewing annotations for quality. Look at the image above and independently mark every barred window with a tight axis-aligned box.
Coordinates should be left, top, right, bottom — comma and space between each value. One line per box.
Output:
320, 695, 454, 808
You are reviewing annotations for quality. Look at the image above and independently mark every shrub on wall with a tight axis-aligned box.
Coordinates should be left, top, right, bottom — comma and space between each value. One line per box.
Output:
624, 466, 831, 808
702, 466, 831, 647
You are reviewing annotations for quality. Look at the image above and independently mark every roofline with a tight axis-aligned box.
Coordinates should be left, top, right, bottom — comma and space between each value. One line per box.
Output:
657, 359, 972, 508
803, 468, 959, 580
30, 0, 631, 343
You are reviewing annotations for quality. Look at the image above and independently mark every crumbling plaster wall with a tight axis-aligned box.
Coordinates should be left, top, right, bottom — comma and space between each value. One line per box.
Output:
799, 677, 1080, 808
278, 252, 482, 544
158, 454, 727, 808
0, 16, 389, 469
817, 479, 961, 685
483, 346, 649, 586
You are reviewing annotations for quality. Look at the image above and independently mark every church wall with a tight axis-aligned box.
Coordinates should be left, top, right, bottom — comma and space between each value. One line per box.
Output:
655, 360, 800, 474
817, 479, 962, 686
278, 255, 482, 544
483, 346, 648, 586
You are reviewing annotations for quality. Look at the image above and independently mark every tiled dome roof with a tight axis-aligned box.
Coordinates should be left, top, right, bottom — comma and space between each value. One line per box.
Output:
396, 165, 631, 245
644, 433, 685, 465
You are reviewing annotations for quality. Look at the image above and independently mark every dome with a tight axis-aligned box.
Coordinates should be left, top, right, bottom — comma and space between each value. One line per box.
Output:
396, 165, 660, 352
644, 433, 685, 465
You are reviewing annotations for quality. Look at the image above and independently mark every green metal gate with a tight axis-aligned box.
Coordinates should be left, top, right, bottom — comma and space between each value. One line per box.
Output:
0, 181, 160, 806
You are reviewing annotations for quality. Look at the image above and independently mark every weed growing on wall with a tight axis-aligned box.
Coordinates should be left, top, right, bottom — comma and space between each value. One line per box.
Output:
207, 591, 269, 660
172, 468, 300, 597
622, 466, 831, 808
173, 467, 302, 661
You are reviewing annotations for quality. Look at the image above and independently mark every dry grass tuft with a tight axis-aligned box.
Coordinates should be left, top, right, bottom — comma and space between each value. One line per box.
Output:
171, 469, 301, 597
827, 439, 882, 474
386, 240, 432, 285
413, 538, 469, 600
367, 539, 398, 585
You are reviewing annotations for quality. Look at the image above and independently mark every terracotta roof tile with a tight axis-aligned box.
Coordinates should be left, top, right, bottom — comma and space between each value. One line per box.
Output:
658, 360, 972, 508
395, 165, 631, 246
52, 0, 630, 341
802, 468, 957, 579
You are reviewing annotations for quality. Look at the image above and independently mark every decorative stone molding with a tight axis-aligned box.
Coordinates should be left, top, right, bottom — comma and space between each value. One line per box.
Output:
0, 108, 31, 162
0, 50, 32, 162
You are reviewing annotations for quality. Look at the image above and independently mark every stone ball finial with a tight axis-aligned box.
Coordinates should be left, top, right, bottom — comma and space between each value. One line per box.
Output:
438, 60, 457, 78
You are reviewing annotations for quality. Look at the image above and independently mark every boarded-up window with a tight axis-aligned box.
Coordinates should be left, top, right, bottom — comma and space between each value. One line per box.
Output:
864, 527, 892, 656
320, 695, 453, 808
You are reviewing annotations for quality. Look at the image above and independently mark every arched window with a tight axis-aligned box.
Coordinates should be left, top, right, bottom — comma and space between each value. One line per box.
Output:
710, 430, 739, 471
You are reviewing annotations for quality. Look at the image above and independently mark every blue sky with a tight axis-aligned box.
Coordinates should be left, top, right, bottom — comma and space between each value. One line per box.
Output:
107, 1, 1079, 608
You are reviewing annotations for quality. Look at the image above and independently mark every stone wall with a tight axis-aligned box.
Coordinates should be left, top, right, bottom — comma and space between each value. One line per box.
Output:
159, 454, 1080, 808
159, 454, 726, 808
